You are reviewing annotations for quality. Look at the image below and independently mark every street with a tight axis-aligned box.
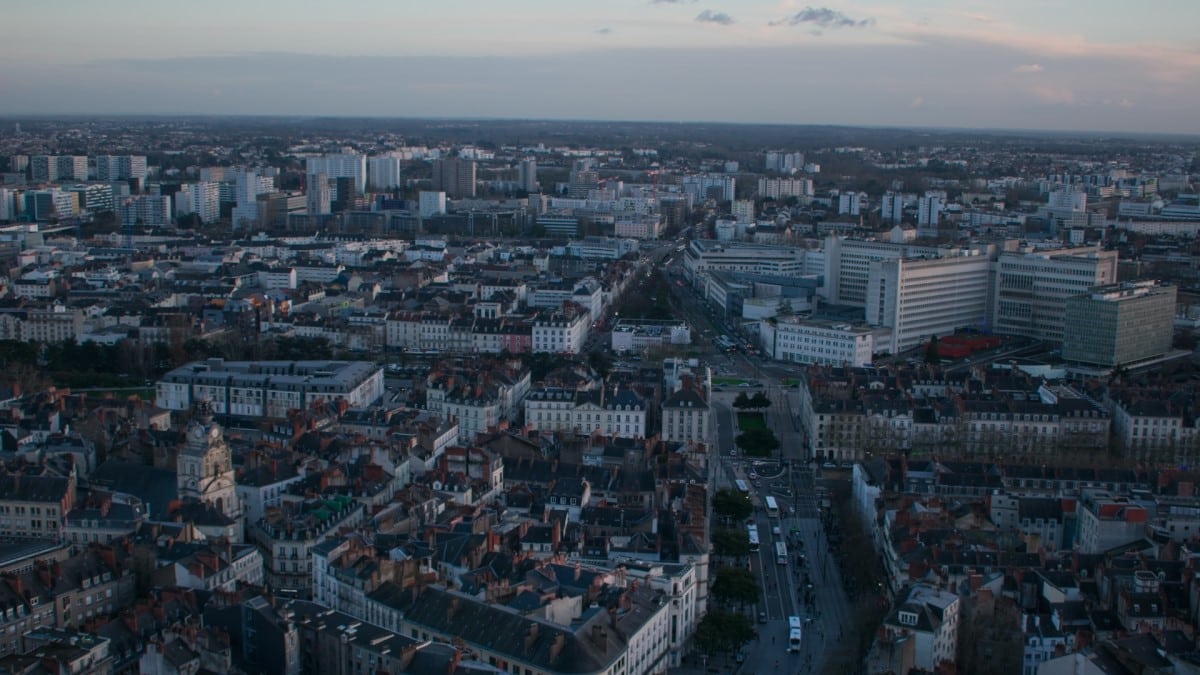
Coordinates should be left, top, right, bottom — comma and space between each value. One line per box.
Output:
708, 392, 855, 675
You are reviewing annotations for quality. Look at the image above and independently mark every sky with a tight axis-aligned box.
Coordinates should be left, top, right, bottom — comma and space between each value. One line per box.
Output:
3, 0, 1200, 134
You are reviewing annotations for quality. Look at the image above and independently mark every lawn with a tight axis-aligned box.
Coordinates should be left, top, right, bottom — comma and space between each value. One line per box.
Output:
736, 412, 766, 430
713, 376, 747, 385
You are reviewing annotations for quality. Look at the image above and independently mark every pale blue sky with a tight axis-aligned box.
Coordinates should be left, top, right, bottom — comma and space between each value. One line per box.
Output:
3, 0, 1199, 133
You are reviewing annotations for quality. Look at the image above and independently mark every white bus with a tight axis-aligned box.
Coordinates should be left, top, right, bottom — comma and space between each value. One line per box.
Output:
765, 495, 780, 519
788, 616, 802, 652
747, 525, 760, 552
775, 541, 788, 565
734, 479, 750, 494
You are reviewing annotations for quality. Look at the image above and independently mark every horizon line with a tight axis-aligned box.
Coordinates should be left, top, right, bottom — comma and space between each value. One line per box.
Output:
0, 113, 1196, 141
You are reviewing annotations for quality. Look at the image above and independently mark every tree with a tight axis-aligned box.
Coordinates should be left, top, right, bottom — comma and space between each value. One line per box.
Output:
732, 392, 751, 409
925, 335, 940, 364
710, 527, 750, 559
748, 391, 771, 410
692, 610, 756, 656
710, 566, 760, 609
713, 488, 752, 522
736, 428, 781, 458
587, 350, 613, 380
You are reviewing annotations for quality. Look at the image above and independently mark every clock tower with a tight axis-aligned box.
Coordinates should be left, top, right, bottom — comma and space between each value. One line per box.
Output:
177, 401, 241, 522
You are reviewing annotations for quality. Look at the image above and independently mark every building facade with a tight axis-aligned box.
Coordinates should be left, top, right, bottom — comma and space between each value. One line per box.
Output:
1062, 282, 1176, 367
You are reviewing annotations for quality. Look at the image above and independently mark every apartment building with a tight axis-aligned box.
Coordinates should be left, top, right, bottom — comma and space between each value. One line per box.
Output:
305, 153, 366, 194
532, 310, 588, 354
0, 470, 76, 540
249, 494, 366, 596
524, 387, 648, 439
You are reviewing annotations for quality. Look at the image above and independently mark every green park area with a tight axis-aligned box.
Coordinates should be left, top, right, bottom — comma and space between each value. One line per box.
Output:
736, 412, 766, 430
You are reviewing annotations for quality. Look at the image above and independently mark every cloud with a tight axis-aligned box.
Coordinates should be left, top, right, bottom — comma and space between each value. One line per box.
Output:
1103, 97, 1135, 108
909, 96, 924, 108
696, 10, 735, 26
769, 6, 874, 30
1032, 85, 1075, 104
1013, 63, 1044, 73
595, 27, 612, 34
650, 0, 696, 3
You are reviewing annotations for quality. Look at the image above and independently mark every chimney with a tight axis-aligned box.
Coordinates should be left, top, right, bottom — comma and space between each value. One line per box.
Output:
524, 623, 539, 652
549, 633, 566, 663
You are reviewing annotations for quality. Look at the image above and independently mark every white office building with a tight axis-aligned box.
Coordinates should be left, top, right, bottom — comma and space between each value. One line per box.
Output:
366, 156, 403, 190
683, 240, 809, 284
306, 153, 367, 194
765, 317, 875, 366
822, 236, 941, 307
866, 251, 995, 354
993, 247, 1119, 342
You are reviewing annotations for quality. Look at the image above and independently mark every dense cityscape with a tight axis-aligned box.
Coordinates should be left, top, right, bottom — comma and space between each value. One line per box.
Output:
0, 115, 1196, 675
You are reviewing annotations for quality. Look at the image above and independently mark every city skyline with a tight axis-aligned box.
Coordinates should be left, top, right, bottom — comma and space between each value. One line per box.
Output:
3, 0, 1200, 134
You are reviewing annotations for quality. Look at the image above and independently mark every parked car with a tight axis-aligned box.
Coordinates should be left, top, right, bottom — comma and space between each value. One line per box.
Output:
758, 612, 768, 624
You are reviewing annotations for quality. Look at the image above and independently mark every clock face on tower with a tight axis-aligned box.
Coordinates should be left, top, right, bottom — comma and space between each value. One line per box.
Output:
190, 425, 205, 441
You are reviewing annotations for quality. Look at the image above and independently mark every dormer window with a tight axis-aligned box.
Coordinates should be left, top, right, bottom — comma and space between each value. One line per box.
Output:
899, 610, 918, 626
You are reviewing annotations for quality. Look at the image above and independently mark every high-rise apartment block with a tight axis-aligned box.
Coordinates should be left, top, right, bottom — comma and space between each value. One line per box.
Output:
682, 174, 735, 203
24, 189, 78, 220
881, 192, 905, 223
366, 156, 402, 191
757, 177, 812, 200
306, 153, 366, 194
432, 158, 476, 199
175, 182, 220, 223
732, 200, 754, 224
65, 183, 114, 213
518, 158, 539, 193
94, 155, 148, 181
30, 155, 87, 182
1062, 282, 1176, 367
838, 192, 863, 216
917, 193, 942, 227
116, 194, 173, 227
765, 151, 805, 173
306, 173, 331, 217
0, 188, 14, 221
567, 160, 599, 199
231, 169, 271, 230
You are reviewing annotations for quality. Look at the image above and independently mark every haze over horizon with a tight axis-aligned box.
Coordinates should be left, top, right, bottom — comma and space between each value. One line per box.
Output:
5, 0, 1199, 135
